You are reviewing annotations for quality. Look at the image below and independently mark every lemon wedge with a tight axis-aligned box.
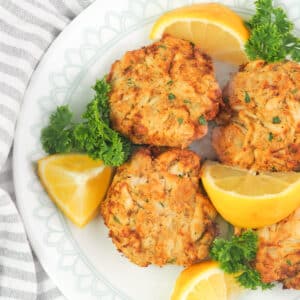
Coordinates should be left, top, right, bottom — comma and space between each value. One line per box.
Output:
171, 261, 242, 300
37, 154, 113, 227
201, 161, 300, 228
150, 3, 249, 65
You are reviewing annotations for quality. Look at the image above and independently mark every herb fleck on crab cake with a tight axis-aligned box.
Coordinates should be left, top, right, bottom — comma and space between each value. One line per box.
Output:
101, 148, 217, 267
108, 34, 222, 148
213, 60, 300, 172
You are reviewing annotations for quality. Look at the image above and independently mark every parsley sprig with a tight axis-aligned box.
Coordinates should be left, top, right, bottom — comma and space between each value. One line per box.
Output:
245, 0, 300, 62
41, 77, 132, 167
210, 230, 274, 290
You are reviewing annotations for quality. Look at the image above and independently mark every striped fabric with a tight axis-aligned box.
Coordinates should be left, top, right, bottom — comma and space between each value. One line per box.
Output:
0, 1, 94, 299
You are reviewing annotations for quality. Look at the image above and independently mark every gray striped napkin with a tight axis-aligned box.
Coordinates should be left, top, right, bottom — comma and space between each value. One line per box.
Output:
0, 1, 94, 299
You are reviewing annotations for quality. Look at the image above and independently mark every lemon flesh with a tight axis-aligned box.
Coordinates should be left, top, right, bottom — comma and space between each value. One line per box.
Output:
38, 154, 113, 227
201, 161, 300, 228
171, 261, 242, 300
150, 3, 249, 65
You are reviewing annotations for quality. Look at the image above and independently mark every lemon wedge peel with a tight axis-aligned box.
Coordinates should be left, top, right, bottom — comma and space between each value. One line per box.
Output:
171, 261, 242, 300
38, 154, 113, 227
151, 18, 247, 47
180, 268, 224, 299
201, 161, 300, 228
203, 164, 300, 200
149, 3, 249, 65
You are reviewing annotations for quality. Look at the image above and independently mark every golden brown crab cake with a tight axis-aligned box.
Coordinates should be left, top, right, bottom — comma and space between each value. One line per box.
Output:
212, 60, 300, 172
108, 34, 222, 148
255, 208, 300, 289
100, 148, 217, 267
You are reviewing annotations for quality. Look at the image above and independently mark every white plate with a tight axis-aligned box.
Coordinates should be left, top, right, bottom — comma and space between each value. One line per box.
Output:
13, 0, 300, 299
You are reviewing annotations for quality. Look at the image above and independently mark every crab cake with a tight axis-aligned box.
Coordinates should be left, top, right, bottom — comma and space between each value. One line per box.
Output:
101, 148, 217, 267
255, 208, 300, 289
212, 60, 300, 171
108, 34, 221, 148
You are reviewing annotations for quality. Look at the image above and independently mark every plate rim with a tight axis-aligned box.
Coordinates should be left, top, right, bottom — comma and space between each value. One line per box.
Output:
12, 0, 300, 299
12, 1, 121, 299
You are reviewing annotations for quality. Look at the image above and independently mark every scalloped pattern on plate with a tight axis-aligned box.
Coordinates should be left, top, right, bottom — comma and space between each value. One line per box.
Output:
15, 0, 300, 299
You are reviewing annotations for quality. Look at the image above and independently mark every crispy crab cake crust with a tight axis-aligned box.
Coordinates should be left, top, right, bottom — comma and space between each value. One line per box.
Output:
256, 208, 300, 289
213, 60, 300, 171
108, 34, 221, 148
101, 148, 217, 267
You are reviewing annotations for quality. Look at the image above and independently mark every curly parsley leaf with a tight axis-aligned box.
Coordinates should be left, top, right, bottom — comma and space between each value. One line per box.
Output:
210, 230, 274, 290
73, 93, 132, 166
41, 106, 75, 154
93, 77, 111, 124
236, 268, 274, 290
41, 77, 132, 167
245, 0, 300, 62
210, 230, 257, 273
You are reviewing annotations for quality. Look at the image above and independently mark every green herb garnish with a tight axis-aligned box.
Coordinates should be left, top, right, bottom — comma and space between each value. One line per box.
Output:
244, 92, 251, 103
286, 259, 292, 266
41, 77, 132, 167
272, 116, 281, 124
210, 230, 274, 290
113, 215, 121, 224
127, 78, 136, 87
167, 258, 177, 264
177, 117, 183, 125
167, 80, 173, 85
291, 88, 298, 94
158, 44, 167, 49
245, 0, 300, 62
268, 132, 274, 141
236, 268, 273, 290
198, 115, 207, 125
40, 106, 74, 154
168, 93, 176, 100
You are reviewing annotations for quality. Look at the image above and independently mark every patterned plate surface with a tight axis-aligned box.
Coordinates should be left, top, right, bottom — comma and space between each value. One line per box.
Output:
13, 0, 300, 299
